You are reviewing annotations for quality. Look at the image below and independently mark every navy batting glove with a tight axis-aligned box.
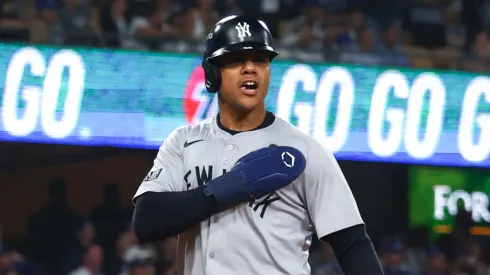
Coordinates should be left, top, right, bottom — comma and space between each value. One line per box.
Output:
204, 146, 306, 206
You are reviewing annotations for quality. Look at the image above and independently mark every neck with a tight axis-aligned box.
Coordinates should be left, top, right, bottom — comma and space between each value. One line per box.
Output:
218, 105, 266, 132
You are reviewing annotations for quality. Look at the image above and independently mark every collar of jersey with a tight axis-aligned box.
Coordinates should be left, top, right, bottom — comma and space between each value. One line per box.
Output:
216, 111, 275, 136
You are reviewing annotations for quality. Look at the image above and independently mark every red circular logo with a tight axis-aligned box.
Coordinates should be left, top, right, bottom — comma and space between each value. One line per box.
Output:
183, 66, 218, 124
183, 66, 206, 124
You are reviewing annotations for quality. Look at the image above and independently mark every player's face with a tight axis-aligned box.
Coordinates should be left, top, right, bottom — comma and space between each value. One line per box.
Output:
216, 51, 271, 113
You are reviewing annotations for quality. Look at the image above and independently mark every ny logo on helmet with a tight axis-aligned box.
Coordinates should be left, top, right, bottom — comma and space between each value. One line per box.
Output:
235, 22, 251, 39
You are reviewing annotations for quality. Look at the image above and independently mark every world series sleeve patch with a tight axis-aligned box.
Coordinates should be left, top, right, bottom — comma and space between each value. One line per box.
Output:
144, 168, 163, 182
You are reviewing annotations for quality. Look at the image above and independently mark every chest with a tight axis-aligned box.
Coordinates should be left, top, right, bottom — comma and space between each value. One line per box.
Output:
180, 134, 310, 228
181, 135, 275, 190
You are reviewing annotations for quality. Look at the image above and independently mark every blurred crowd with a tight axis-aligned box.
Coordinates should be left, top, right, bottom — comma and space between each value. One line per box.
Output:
310, 234, 490, 275
1, 0, 490, 71
0, 178, 489, 275
1, 179, 177, 275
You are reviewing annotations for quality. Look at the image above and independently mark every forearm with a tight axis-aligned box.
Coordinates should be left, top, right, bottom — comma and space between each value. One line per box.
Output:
322, 224, 384, 275
132, 186, 218, 243
336, 237, 383, 275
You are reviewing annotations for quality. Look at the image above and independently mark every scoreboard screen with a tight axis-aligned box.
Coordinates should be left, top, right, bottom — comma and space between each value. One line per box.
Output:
409, 165, 490, 237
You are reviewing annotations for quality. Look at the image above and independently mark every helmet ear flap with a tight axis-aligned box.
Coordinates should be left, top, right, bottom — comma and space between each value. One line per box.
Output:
202, 56, 221, 93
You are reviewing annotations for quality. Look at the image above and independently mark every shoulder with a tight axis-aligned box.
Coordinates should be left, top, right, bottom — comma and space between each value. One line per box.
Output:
273, 117, 329, 156
161, 118, 215, 147
185, 117, 216, 138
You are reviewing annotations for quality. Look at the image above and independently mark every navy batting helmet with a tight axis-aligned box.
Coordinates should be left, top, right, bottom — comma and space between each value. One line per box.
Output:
201, 15, 279, 93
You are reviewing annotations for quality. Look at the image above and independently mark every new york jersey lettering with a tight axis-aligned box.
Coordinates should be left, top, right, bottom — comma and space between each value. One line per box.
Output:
184, 166, 228, 190
196, 165, 213, 186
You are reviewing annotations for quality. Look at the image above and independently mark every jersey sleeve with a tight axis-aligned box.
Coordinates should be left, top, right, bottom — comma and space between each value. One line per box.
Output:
132, 127, 186, 205
303, 141, 364, 239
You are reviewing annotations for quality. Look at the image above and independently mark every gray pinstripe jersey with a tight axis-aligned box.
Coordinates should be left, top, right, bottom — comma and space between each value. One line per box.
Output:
133, 115, 363, 275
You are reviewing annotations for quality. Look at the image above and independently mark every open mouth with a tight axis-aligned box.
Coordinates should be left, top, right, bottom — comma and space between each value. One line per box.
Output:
240, 80, 258, 95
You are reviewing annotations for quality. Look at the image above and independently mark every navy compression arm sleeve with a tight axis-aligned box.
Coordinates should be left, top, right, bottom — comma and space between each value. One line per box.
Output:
321, 224, 384, 275
132, 186, 218, 243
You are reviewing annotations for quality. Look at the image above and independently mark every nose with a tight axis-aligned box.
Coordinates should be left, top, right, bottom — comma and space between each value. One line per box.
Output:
241, 60, 257, 75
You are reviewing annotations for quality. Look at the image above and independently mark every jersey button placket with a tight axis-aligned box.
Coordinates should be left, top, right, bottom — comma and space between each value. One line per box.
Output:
205, 145, 229, 270
224, 144, 234, 168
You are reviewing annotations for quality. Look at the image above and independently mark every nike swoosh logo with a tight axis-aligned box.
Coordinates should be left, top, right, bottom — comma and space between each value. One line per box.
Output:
184, 140, 204, 148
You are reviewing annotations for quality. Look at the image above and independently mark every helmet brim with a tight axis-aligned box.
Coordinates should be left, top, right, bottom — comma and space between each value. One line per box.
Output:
207, 41, 279, 62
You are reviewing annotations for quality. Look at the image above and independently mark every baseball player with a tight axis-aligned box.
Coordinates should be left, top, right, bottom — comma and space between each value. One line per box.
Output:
132, 15, 383, 275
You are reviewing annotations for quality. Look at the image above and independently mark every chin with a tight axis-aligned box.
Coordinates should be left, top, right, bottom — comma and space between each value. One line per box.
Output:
233, 102, 259, 113
230, 100, 261, 113
236, 94, 264, 110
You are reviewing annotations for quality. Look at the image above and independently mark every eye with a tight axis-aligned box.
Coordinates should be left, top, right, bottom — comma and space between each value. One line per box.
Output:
253, 54, 269, 64
233, 57, 244, 63
215, 56, 241, 67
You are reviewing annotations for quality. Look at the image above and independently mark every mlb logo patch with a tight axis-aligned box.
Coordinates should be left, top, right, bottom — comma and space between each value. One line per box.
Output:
144, 168, 162, 182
